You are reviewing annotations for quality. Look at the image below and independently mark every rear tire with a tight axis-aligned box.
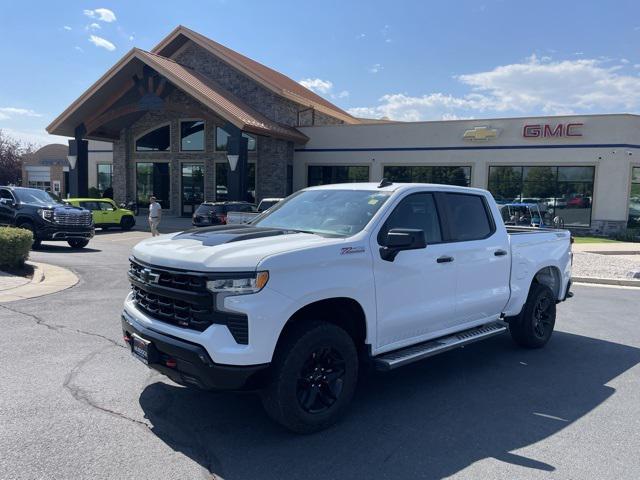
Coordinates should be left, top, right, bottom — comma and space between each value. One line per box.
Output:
17, 221, 41, 249
509, 283, 556, 349
261, 322, 358, 434
68, 239, 89, 249
120, 216, 135, 231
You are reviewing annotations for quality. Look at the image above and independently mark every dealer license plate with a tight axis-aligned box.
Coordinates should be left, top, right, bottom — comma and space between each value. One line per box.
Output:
131, 334, 150, 364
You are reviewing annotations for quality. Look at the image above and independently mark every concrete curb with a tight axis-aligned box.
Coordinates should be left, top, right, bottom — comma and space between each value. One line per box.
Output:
572, 276, 640, 288
0, 262, 79, 303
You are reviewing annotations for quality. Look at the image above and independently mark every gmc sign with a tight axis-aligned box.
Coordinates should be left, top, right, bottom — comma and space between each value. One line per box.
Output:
523, 123, 583, 138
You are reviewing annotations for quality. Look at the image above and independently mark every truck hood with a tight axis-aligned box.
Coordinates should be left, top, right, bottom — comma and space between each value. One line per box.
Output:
131, 225, 340, 271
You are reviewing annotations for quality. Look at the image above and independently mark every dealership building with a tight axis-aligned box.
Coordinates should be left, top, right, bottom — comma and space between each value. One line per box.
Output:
47, 26, 640, 232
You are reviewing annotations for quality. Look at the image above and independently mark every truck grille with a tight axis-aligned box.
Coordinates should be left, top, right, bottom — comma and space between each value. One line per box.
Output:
128, 259, 248, 343
54, 210, 93, 227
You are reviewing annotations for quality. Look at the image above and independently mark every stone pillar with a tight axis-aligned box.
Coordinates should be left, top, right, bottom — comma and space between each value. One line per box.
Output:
112, 129, 129, 204
256, 137, 292, 200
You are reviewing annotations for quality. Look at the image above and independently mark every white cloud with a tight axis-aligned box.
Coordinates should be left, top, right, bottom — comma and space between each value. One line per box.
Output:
83, 8, 116, 23
88, 22, 101, 30
369, 63, 383, 74
349, 54, 640, 120
88, 35, 116, 51
74, 46, 84, 53
0, 107, 42, 121
336, 90, 350, 99
128, 35, 135, 41
621, 58, 630, 64
299, 78, 334, 94
63, 25, 72, 31
0, 128, 68, 147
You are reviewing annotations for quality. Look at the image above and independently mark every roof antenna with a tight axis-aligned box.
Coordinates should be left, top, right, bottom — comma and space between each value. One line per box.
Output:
378, 178, 393, 188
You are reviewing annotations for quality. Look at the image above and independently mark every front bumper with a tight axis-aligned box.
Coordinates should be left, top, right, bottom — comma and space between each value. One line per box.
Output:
36, 223, 94, 241
121, 310, 269, 391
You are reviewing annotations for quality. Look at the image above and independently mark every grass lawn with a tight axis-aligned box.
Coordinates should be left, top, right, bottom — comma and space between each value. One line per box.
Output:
573, 236, 620, 244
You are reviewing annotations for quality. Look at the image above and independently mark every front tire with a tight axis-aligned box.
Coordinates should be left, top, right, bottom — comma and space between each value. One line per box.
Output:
509, 283, 556, 348
17, 221, 41, 249
120, 215, 135, 230
68, 239, 89, 249
261, 322, 358, 434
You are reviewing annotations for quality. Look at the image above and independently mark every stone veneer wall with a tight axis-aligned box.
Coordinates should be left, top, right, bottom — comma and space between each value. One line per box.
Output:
111, 40, 346, 213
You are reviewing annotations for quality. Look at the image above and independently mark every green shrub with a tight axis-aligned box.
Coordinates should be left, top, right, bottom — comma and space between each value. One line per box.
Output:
0, 227, 33, 269
612, 228, 640, 242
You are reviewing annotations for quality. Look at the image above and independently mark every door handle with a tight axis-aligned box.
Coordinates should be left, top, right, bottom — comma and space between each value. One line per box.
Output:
494, 249, 508, 257
437, 255, 454, 263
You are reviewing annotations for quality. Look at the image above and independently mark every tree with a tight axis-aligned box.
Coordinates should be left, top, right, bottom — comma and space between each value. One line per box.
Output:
0, 130, 35, 186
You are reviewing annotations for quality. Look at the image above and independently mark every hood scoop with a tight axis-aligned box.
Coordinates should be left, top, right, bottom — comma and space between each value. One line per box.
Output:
172, 225, 294, 247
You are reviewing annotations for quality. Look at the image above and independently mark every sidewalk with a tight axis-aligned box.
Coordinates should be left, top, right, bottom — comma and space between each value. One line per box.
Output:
0, 262, 78, 303
572, 241, 640, 286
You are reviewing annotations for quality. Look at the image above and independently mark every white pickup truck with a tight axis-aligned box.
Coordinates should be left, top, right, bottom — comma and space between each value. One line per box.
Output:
122, 182, 572, 433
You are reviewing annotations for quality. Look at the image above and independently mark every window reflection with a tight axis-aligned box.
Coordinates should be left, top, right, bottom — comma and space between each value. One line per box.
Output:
180, 121, 204, 151
307, 166, 369, 186
383, 166, 471, 186
215, 127, 256, 151
488, 166, 594, 227
136, 125, 171, 152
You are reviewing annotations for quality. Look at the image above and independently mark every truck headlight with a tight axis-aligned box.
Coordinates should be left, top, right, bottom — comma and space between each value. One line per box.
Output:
37, 208, 54, 222
206, 271, 269, 294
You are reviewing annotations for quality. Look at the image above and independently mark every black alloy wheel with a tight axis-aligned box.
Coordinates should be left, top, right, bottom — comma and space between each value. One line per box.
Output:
509, 282, 556, 348
532, 294, 553, 339
296, 347, 346, 414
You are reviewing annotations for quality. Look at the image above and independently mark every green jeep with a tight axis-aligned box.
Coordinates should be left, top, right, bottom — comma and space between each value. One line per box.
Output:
66, 198, 136, 231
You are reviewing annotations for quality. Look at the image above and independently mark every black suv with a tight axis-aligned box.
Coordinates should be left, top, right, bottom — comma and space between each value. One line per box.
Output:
0, 186, 94, 249
192, 201, 255, 227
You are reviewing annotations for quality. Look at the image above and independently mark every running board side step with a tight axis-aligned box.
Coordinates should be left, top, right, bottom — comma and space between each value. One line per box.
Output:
374, 321, 508, 371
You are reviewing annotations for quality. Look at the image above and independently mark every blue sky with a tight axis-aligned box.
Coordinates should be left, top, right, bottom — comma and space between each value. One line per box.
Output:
2, 0, 640, 145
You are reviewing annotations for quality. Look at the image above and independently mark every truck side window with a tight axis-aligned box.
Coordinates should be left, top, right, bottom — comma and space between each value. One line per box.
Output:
0, 189, 13, 200
379, 193, 442, 244
444, 193, 494, 241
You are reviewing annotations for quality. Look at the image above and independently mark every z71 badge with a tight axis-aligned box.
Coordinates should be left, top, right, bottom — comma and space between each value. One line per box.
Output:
340, 246, 365, 255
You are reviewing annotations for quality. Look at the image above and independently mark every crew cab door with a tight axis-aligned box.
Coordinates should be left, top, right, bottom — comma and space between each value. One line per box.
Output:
371, 192, 458, 350
437, 192, 511, 325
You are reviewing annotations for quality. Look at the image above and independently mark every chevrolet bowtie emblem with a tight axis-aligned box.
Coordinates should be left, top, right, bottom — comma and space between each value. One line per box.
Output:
463, 126, 498, 141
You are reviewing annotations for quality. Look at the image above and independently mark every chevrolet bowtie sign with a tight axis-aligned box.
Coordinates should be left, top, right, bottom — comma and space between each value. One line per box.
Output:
463, 126, 498, 141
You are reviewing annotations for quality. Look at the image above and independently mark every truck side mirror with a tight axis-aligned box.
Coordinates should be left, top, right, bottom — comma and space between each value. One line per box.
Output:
0, 198, 15, 207
380, 228, 427, 262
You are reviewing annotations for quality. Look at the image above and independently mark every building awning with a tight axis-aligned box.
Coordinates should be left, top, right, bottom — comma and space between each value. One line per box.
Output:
46, 48, 309, 144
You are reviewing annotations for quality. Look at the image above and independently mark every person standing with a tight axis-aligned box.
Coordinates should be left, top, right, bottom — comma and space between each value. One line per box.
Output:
148, 196, 162, 237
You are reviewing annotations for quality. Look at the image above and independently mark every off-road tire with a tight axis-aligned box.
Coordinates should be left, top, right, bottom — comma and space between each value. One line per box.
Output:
120, 216, 135, 231
509, 283, 556, 349
17, 221, 41, 249
261, 321, 358, 434
68, 239, 89, 249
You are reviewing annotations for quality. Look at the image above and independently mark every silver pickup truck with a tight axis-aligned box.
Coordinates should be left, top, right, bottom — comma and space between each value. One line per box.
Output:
226, 198, 283, 224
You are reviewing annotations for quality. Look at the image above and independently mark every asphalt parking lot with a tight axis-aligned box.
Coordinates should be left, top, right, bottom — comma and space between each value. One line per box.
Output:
1, 229, 639, 480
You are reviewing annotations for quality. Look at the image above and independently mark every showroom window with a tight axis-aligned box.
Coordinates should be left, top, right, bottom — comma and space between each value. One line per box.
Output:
629, 167, 640, 228
135, 125, 171, 152
307, 165, 369, 186
214, 162, 256, 202
488, 166, 595, 227
97, 164, 112, 194
180, 120, 205, 151
215, 127, 256, 151
136, 162, 170, 208
383, 166, 471, 186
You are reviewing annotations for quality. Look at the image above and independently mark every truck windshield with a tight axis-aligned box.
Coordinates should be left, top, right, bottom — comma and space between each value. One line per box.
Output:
252, 189, 391, 237
13, 188, 63, 206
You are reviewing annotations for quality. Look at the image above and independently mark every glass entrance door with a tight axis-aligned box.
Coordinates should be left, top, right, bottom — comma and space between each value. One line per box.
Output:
181, 164, 204, 216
